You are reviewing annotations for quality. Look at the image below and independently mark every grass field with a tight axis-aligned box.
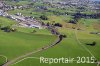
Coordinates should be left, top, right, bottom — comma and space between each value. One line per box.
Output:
0, 30, 56, 65
0, 1, 100, 66
9, 27, 100, 66
0, 14, 100, 66
0, 16, 16, 26
5, 1, 31, 6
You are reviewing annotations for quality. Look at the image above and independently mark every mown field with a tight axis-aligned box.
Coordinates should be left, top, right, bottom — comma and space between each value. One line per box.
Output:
0, 17, 57, 65
0, 30, 57, 64
10, 28, 100, 66
0, 1, 100, 66
0, 11, 100, 66
0, 14, 100, 66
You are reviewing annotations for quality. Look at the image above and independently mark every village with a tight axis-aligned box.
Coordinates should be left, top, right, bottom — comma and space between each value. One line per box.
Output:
0, 0, 100, 66
0, 1, 43, 29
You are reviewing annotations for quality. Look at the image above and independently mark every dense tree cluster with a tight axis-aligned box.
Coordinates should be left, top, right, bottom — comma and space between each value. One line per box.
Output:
69, 12, 100, 24
73, 12, 100, 19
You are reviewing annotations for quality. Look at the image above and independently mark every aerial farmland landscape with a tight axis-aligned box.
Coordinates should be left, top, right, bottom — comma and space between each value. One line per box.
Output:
0, 0, 100, 66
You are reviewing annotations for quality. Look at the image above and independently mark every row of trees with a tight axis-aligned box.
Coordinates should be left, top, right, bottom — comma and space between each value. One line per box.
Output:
69, 12, 100, 24
72, 12, 100, 19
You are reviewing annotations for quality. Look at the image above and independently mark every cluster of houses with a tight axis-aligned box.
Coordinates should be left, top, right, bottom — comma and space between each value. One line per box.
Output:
0, 1, 33, 11
39, 0, 100, 12
0, 10, 43, 29
0, 1, 44, 29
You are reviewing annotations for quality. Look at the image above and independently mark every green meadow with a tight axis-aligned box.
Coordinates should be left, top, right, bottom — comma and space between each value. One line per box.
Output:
0, 17, 57, 65
0, 13, 100, 66
0, 1, 100, 66
10, 28, 100, 66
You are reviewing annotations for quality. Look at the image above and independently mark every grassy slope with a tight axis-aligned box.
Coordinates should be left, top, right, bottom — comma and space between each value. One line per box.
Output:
0, 16, 57, 65
0, 30, 56, 64
1, 1, 100, 66
12, 30, 99, 66
0, 14, 99, 66
1, 11, 99, 66
17, 27, 52, 35
0, 16, 16, 26
5, 1, 31, 6
11, 27, 100, 66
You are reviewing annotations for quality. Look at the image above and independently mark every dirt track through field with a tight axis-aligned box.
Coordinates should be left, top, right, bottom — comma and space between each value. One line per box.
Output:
2, 35, 63, 66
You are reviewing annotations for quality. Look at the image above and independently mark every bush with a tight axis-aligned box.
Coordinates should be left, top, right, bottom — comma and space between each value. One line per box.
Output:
0, 26, 17, 32
54, 23, 62, 27
40, 15, 48, 20
69, 19, 77, 24
1, 26, 11, 32
86, 41, 96, 46
32, 30, 36, 33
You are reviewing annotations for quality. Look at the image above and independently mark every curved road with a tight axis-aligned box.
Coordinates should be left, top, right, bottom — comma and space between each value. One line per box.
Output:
2, 35, 64, 66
